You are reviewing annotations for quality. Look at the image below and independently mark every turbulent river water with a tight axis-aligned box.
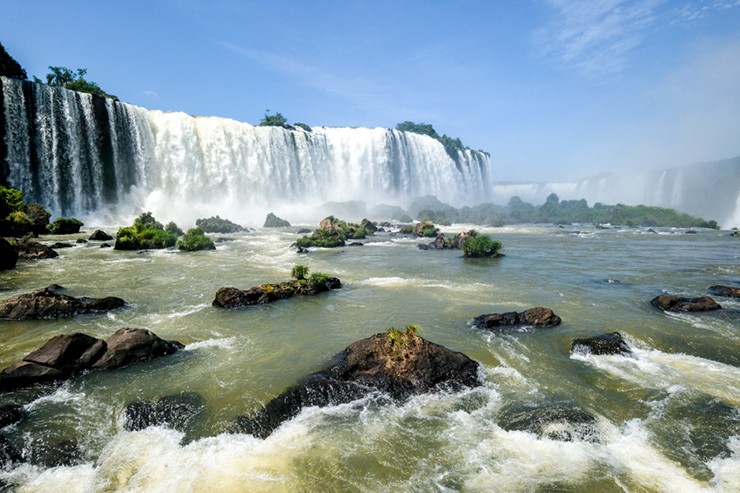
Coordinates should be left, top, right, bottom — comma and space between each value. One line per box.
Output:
0, 224, 738, 492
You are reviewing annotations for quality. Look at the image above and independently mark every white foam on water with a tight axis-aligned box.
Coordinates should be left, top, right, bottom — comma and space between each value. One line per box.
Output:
571, 345, 740, 406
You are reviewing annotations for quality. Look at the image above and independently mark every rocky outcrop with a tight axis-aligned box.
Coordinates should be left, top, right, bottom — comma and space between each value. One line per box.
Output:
0, 238, 17, 270
571, 332, 632, 356
89, 229, 114, 241
263, 212, 291, 228
0, 285, 125, 320
650, 295, 722, 312
213, 277, 342, 308
16, 240, 58, 260
124, 392, 206, 432
497, 402, 599, 442
472, 307, 562, 331
233, 329, 481, 438
0, 329, 183, 392
707, 285, 740, 299
92, 328, 184, 370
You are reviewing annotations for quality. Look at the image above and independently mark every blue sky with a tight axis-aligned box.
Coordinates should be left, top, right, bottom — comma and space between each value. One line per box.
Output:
2, 0, 739, 182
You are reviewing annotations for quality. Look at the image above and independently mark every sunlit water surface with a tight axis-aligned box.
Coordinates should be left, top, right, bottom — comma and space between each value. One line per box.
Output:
1, 224, 738, 492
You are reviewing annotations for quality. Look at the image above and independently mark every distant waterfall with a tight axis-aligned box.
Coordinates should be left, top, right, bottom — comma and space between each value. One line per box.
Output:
0, 77, 492, 225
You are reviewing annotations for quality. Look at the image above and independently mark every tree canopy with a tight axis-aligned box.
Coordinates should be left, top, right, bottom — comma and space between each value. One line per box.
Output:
34, 66, 118, 100
0, 42, 27, 79
259, 111, 288, 127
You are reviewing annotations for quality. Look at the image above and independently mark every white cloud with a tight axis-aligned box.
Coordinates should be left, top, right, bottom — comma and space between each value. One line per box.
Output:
142, 90, 159, 98
534, 0, 662, 75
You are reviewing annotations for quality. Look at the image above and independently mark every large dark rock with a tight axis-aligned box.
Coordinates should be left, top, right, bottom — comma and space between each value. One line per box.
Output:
124, 392, 206, 432
91, 328, 184, 371
650, 295, 722, 312
89, 229, 114, 241
24, 204, 51, 236
213, 277, 342, 308
263, 213, 291, 228
473, 307, 562, 331
233, 330, 481, 438
497, 402, 599, 442
707, 285, 740, 299
0, 285, 125, 320
571, 332, 632, 356
0, 329, 183, 392
16, 240, 58, 260
0, 238, 17, 270
29, 438, 82, 467
49, 242, 74, 249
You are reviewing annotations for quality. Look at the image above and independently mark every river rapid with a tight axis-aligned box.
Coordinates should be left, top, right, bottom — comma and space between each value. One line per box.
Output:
0, 224, 738, 492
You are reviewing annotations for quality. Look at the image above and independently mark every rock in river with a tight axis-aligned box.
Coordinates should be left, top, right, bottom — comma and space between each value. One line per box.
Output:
233, 328, 481, 438
472, 307, 562, 331
0, 285, 125, 320
571, 332, 632, 356
650, 295, 721, 312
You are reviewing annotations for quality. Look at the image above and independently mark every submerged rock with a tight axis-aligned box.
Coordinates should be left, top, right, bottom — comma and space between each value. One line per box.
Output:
49, 242, 74, 249
16, 240, 58, 260
707, 285, 740, 299
124, 392, 206, 432
30, 438, 82, 467
0, 285, 125, 320
0, 329, 184, 392
0, 435, 22, 467
650, 295, 721, 312
497, 402, 599, 442
571, 332, 632, 356
233, 329, 481, 438
0, 405, 25, 428
472, 307, 562, 330
0, 238, 17, 270
213, 277, 342, 308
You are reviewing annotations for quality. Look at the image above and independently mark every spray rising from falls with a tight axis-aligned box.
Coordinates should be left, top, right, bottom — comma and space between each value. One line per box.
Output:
0, 77, 492, 225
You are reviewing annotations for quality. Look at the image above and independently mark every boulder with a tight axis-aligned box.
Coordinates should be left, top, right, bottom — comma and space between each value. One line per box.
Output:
497, 402, 599, 442
213, 277, 342, 308
571, 332, 632, 356
124, 392, 206, 432
0, 285, 125, 320
89, 229, 113, 241
0, 238, 17, 270
233, 330, 480, 438
650, 295, 721, 312
17, 240, 58, 260
23, 203, 51, 236
29, 438, 82, 467
91, 328, 184, 371
0, 329, 183, 392
707, 285, 740, 299
49, 242, 74, 249
473, 307, 562, 330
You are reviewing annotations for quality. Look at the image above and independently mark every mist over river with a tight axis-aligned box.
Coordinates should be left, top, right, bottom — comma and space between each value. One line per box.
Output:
0, 223, 738, 492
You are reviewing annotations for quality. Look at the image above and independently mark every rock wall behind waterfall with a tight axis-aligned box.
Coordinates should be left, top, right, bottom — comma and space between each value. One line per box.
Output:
0, 77, 492, 225
492, 157, 740, 229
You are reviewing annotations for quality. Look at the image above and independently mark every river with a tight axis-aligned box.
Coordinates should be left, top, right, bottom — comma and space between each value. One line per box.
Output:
0, 223, 738, 492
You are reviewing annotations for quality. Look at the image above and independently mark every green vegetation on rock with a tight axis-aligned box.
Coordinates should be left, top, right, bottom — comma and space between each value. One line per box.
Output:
115, 212, 177, 250
293, 216, 378, 248
0, 185, 53, 237
178, 227, 216, 252
395, 121, 488, 158
165, 221, 184, 236
0, 42, 27, 79
462, 235, 503, 258
47, 217, 83, 234
291, 264, 309, 280
195, 215, 244, 233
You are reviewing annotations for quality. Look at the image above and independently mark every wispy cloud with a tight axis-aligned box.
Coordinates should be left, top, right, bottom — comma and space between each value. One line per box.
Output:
142, 90, 159, 98
533, 0, 662, 76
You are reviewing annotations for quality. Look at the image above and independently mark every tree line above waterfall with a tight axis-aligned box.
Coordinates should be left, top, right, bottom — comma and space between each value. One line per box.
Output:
1, 41, 117, 100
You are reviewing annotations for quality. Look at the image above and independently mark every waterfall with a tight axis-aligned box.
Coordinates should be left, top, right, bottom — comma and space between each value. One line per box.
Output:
1, 77, 493, 225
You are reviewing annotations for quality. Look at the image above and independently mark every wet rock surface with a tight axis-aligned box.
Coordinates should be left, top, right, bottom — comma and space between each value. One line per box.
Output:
0, 285, 125, 320
472, 307, 562, 330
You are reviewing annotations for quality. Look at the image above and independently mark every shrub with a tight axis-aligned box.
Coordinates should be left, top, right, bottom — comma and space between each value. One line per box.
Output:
165, 221, 184, 236
133, 212, 163, 232
308, 272, 330, 285
0, 185, 24, 218
462, 235, 502, 258
178, 227, 216, 251
292, 264, 309, 280
259, 111, 287, 127
114, 213, 177, 250
48, 217, 83, 234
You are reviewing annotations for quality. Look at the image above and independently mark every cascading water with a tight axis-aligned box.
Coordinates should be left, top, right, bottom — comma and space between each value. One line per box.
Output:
0, 77, 492, 225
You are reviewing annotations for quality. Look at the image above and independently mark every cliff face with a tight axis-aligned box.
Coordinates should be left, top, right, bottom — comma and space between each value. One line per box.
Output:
0, 77, 492, 224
